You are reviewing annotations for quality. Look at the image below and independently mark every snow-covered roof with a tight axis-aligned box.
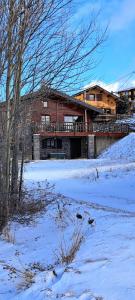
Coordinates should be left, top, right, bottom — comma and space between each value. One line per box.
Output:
73, 84, 119, 100
118, 87, 135, 93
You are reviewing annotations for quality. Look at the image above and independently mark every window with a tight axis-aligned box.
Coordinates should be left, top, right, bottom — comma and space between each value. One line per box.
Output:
42, 101, 48, 108
42, 138, 62, 149
103, 108, 111, 114
41, 115, 50, 124
64, 116, 83, 123
47, 139, 55, 148
86, 93, 95, 101
96, 94, 102, 101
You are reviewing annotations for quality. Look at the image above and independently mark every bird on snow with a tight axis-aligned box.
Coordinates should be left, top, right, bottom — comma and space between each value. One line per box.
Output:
76, 213, 83, 219
88, 218, 95, 225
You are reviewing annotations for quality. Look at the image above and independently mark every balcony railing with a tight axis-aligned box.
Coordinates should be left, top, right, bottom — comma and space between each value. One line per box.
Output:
33, 122, 129, 134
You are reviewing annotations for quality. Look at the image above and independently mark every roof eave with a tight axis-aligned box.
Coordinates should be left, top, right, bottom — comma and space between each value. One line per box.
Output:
73, 85, 118, 100
50, 88, 103, 114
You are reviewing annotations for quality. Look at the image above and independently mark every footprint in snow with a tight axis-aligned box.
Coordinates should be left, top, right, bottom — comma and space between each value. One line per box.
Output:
79, 292, 95, 300
79, 291, 103, 300
44, 267, 65, 288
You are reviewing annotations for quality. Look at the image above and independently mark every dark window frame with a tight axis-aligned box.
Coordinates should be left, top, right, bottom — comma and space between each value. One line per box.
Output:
96, 94, 102, 101
86, 93, 95, 101
41, 115, 50, 124
42, 138, 62, 149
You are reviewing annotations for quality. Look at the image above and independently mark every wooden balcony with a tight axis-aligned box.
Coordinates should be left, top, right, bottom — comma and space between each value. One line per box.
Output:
33, 122, 129, 137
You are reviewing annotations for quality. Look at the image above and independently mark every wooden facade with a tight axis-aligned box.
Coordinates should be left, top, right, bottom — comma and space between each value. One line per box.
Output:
18, 88, 103, 160
0, 87, 129, 160
29, 88, 102, 125
73, 85, 117, 114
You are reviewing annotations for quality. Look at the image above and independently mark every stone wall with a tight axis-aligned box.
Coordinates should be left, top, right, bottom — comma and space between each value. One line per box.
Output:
87, 135, 95, 158
95, 136, 120, 157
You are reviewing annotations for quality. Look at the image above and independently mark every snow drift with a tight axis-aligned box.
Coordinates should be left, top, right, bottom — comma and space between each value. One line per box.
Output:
99, 133, 135, 160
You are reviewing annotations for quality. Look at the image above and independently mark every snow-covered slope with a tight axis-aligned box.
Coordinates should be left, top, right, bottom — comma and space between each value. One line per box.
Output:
4, 159, 135, 299
99, 133, 135, 160
1, 141, 135, 299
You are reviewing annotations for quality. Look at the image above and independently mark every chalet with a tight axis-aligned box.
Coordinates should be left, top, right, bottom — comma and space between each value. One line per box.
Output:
23, 87, 103, 160
0, 86, 129, 161
118, 87, 135, 112
73, 85, 118, 115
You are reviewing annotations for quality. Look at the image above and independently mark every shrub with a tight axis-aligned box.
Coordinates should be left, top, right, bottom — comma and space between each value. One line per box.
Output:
58, 229, 84, 265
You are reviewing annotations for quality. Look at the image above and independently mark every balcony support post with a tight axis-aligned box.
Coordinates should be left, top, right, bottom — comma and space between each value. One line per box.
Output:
87, 134, 95, 159
85, 109, 88, 132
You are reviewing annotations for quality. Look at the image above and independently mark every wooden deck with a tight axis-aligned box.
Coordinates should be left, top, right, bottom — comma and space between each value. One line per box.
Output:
33, 122, 129, 137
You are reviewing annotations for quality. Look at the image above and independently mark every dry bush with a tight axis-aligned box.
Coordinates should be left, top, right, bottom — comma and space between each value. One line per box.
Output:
16, 199, 46, 223
29, 262, 46, 272
17, 269, 35, 291
13, 181, 56, 224
54, 196, 73, 228
58, 229, 84, 265
2, 225, 15, 244
95, 168, 99, 180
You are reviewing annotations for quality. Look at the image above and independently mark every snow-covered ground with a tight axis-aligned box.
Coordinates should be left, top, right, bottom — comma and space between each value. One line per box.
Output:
0, 134, 135, 299
116, 114, 135, 131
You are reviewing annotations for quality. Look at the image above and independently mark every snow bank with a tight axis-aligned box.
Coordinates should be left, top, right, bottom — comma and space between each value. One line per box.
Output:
99, 133, 135, 160
116, 114, 135, 130
116, 114, 135, 125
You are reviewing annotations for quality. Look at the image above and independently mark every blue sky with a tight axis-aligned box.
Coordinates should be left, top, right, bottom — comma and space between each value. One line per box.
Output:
74, 0, 135, 91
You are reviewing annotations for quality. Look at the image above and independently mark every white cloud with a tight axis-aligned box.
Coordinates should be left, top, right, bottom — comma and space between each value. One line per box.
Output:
71, 1, 101, 25
84, 80, 120, 92
83, 79, 135, 93
73, 0, 135, 32
131, 80, 135, 86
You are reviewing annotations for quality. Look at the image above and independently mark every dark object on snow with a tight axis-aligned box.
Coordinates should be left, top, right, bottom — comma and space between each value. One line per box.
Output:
88, 218, 95, 225
76, 213, 83, 219
53, 270, 57, 277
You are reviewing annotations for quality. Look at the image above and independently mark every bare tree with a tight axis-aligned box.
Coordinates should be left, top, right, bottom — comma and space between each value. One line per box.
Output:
0, 0, 107, 229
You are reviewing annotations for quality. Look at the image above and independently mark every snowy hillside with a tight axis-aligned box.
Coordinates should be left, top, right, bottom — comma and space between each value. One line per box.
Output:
0, 140, 135, 299
99, 133, 135, 160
